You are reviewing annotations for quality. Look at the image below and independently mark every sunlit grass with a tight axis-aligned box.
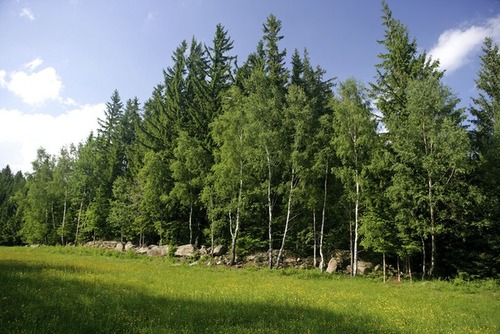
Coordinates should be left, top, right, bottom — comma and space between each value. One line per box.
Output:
0, 246, 498, 333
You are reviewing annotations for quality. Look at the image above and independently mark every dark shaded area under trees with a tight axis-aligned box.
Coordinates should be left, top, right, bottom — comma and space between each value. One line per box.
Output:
1, 1, 499, 279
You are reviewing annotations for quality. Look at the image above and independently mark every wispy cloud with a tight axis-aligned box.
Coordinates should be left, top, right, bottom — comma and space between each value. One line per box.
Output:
20, 7, 35, 21
429, 15, 500, 74
25, 58, 44, 71
0, 104, 105, 172
1, 60, 63, 107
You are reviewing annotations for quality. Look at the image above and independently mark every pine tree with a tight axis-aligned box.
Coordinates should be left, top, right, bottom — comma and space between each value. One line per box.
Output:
165, 41, 188, 134
371, 0, 440, 132
170, 131, 211, 245
468, 37, 500, 277
371, 0, 444, 276
471, 38, 500, 157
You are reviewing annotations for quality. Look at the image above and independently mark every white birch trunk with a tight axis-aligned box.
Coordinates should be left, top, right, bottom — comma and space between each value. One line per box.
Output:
319, 163, 328, 272
421, 236, 426, 280
312, 209, 317, 268
230, 159, 243, 266
276, 167, 295, 267
353, 174, 360, 277
265, 146, 273, 269
188, 203, 193, 246
61, 189, 67, 245
74, 199, 84, 245
428, 176, 436, 277
383, 252, 386, 283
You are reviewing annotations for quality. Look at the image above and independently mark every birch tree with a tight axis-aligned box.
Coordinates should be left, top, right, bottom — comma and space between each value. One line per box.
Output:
332, 78, 377, 276
390, 76, 470, 277
211, 87, 253, 265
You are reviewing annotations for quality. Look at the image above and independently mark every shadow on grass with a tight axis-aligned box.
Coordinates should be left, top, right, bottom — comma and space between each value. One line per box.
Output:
0, 260, 384, 334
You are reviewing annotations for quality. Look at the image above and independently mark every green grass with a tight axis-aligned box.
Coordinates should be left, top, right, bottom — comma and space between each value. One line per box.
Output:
0, 247, 498, 333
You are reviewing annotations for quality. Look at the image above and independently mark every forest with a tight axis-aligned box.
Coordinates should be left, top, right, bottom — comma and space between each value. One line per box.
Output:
0, 2, 499, 279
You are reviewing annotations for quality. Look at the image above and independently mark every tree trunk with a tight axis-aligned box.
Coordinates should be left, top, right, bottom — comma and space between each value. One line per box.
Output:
383, 252, 386, 283
407, 257, 412, 282
421, 236, 426, 280
397, 256, 401, 282
229, 212, 237, 265
430, 232, 436, 277
209, 195, 215, 256
276, 167, 295, 267
265, 147, 273, 269
61, 189, 67, 245
188, 202, 193, 245
210, 220, 215, 257
230, 159, 243, 266
74, 199, 84, 245
51, 202, 56, 234
312, 209, 317, 268
428, 176, 436, 277
353, 175, 360, 277
319, 163, 328, 272
349, 219, 353, 276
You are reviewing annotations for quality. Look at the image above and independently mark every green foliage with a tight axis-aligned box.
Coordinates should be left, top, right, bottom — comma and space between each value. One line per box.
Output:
0, 166, 25, 245
467, 37, 500, 277
0, 5, 498, 278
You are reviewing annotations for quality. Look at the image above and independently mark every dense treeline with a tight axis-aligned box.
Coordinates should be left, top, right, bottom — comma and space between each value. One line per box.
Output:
1, 2, 499, 278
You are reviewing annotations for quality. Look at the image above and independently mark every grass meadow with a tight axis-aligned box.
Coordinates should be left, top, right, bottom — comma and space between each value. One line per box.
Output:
0, 246, 498, 333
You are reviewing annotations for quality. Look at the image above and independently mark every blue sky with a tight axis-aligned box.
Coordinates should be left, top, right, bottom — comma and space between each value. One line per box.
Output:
1, 0, 499, 173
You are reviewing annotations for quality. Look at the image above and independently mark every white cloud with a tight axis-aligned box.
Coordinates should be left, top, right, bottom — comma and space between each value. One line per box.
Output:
3, 66, 63, 106
25, 58, 44, 71
20, 8, 35, 21
430, 15, 500, 74
0, 104, 106, 172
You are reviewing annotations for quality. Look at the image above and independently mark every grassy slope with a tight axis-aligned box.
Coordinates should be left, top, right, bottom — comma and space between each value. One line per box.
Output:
0, 247, 498, 334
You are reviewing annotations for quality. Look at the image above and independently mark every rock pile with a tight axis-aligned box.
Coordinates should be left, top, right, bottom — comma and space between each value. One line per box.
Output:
82, 242, 378, 273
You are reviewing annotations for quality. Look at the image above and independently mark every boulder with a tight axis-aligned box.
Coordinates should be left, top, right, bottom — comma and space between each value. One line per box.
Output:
212, 245, 227, 257
124, 241, 135, 251
115, 242, 123, 252
85, 240, 120, 249
174, 244, 196, 257
84, 241, 96, 247
347, 261, 374, 275
246, 253, 265, 263
102, 241, 118, 249
326, 258, 339, 273
326, 250, 350, 274
147, 246, 168, 257
135, 246, 149, 254
357, 261, 374, 275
